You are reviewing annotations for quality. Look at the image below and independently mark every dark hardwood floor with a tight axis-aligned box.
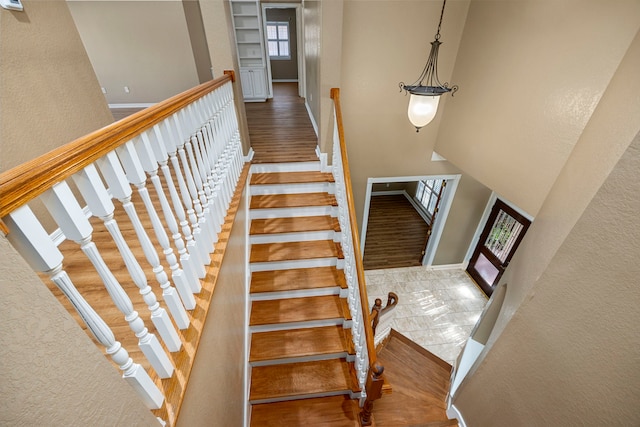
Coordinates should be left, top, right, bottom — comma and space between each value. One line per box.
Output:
245, 82, 318, 163
363, 195, 431, 270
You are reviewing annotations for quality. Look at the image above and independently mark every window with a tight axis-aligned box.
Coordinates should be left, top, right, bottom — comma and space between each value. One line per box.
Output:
266, 21, 290, 59
414, 179, 444, 223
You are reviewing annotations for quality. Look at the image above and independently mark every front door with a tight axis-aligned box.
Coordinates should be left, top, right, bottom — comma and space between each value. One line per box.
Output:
467, 199, 531, 296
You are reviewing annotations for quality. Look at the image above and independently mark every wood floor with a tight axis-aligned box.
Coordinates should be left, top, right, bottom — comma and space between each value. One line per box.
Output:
373, 330, 457, 427
363, 195, 431, 270
245, 82, 318, 163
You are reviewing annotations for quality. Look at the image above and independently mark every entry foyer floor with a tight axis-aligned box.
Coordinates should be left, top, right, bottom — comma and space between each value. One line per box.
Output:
366, 267, 487, 365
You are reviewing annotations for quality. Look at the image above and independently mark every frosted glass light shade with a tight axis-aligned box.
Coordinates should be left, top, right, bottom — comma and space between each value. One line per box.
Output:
407, 94, 440, 130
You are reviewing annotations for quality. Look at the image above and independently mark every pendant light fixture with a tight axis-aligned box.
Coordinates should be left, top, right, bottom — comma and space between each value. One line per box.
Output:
399, 0, 458, 132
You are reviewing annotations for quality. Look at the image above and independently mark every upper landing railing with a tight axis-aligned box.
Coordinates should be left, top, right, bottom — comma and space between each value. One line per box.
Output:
330, 88, 385, 425
0, 71, 245, 425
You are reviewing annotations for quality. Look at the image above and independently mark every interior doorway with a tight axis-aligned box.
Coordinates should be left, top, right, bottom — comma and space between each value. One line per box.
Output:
361, 174, 460, 269
466, 199, 531, 296
261, 3, 305, 99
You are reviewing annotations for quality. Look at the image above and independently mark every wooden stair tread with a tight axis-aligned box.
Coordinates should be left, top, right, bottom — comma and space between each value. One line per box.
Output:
250, 240, 340, 263
250, 395, 360, 427
250, 326, 351, 362
250, 295, 344, 326
251, 267, 347, 294
250, 215, 340, 235
250, 171, 335, 185
372, 330, 454, 426
250, 359, 353, 401
250, 193, 337, 209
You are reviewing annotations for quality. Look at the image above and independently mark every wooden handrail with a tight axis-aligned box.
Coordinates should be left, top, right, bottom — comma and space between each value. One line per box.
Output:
329, 88, 377, 368
371, 292, 398, 335
0, 72, 235, 220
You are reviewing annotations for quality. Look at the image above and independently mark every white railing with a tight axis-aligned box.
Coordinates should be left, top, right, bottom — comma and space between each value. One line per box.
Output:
330, 89, 384, 425
331, 125, 370, 393
0, 74, 244, 424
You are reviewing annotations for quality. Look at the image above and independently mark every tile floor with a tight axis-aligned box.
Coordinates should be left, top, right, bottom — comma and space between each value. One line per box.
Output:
365, 266, 488, 365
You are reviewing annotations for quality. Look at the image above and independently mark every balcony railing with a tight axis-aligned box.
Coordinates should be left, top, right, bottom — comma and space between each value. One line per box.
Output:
0, 71, 245, 426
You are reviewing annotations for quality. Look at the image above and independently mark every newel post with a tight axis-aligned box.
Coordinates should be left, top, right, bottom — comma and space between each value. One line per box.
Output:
359, 361, 385, 426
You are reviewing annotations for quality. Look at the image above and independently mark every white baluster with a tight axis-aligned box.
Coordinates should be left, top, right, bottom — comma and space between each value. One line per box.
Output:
73, 164, 182, 352
149, 126, 208, 277
98, 151, 190, 330
5, 206, 164, 409
116, 140, 196, 310
191, 132, 223, 234
182, 124, 217, 239
160, 120, 214, 258
154, 120, 213, 268
171, 113, 217, 246
137, 132, 201, 293
41, 181, 174, 379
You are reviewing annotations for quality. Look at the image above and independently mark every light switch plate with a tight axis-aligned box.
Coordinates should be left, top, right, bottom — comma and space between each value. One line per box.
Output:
0, 0, 24, 11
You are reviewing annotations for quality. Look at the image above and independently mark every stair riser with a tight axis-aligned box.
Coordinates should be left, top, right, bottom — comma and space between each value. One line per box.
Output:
250, 182, 335, 195
250, 162, 321, 174
250, 352, 350, 367
251, 286, 341, 301
249, 390, 351, 405
250, 230, 337, 244
250, 318, 347, 333
250, 205, 338, 219
250, 257, 338, 272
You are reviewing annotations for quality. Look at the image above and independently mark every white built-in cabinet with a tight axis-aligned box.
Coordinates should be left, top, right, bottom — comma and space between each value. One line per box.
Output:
230, 0, 268, 102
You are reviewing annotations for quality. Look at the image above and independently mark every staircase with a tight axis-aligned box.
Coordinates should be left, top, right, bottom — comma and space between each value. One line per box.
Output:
248, 161, 361, 426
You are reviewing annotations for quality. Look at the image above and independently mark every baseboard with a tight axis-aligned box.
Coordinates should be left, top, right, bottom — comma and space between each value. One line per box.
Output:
305, 101, 319, 137
427, 263, 467, 271
244, 147, 255, 163
315, 146, 329, 172
108, 103, 156, 109
446, 403, 467, 427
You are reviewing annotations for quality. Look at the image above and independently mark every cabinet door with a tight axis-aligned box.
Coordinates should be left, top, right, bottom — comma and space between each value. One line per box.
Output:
249, 68, 266, 99
240, 68, 267, 101
239, 69, 254, 98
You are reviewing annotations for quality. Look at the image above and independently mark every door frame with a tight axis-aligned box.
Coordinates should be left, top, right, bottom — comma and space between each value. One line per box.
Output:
261, 3, 305, 99
464, 192, 534, 265
360, 174, 460, 267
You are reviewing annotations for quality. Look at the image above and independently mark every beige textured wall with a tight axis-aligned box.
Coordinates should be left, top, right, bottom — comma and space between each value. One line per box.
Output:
336, 1, 489, 264
0, 237, 158, 426
182, 0, 214, 83
453, 24, 640, 425
436, 0, 640, 216
0, 2, 156, 424
0, 0, 113, 172
317, 0, 343, 154
433, 174, 491, 265
177, 185, 248, 426
67, 0, 200, 104
455, 131, 640, 425
303, 0, 320, 128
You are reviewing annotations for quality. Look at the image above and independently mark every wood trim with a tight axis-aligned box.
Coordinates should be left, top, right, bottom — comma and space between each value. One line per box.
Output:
0, 72, 235, 219
330, 87, 377, 367
388, 329, 452, 372
160, 163, 250, 425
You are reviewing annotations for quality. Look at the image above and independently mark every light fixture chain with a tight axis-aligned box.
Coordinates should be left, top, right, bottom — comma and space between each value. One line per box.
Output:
435, 0, 447, 40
